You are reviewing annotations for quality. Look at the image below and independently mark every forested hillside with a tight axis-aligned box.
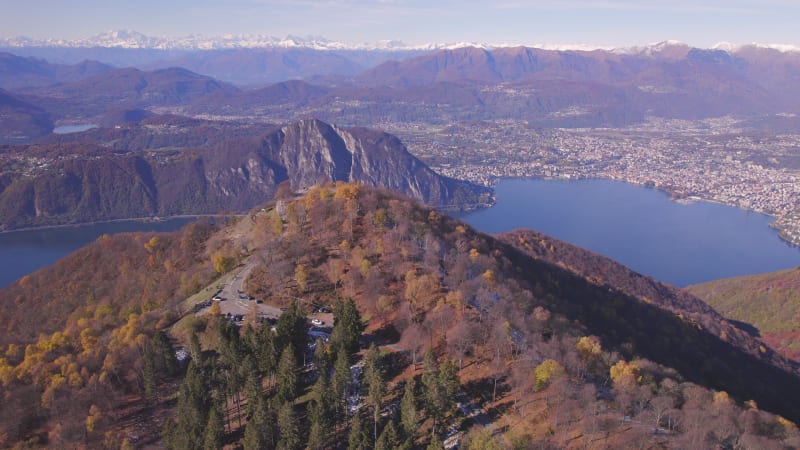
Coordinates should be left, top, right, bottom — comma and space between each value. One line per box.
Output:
689, 268, 800, 361
1, 183, 799, 448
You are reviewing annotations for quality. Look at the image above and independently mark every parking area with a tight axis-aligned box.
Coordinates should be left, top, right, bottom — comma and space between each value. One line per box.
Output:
193, 260, 335, 328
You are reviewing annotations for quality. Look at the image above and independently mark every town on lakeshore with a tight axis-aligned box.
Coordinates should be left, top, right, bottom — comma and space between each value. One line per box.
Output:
378, 116, 800, 247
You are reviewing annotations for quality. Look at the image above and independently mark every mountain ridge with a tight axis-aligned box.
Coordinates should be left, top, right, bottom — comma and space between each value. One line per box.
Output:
3, 30, 800, 54
0, 118, 491, 230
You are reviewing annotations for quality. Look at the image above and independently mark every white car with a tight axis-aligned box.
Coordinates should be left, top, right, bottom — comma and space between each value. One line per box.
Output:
311, 318, 323, 326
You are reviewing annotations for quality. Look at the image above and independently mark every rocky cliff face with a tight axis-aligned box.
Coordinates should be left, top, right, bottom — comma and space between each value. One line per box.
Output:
253, 119, 487, 207
0, 118, 491, 229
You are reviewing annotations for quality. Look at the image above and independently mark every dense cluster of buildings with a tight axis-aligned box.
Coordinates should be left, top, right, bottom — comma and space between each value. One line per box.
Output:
387, 117, 800, 247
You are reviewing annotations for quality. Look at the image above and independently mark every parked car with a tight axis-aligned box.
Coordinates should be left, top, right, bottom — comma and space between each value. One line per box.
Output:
311, 318, 323, 326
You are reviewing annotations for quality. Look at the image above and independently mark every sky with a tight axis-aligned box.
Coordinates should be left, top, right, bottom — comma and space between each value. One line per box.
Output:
1, 0, 798, 48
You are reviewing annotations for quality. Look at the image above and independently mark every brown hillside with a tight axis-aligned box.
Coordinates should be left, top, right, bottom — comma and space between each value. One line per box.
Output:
689, 267, 800, 361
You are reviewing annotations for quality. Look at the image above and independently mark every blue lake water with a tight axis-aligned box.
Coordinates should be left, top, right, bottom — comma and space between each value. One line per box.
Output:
459, 178, 800, 287
52, 124, 98, 134
0, 218, 194, 288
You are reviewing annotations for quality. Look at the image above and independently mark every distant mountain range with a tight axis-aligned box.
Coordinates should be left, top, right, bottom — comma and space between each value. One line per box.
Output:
3, 40, 800, 134
3, 31, 800, 86
183, 43, 800, 127
3, 30, 800, 54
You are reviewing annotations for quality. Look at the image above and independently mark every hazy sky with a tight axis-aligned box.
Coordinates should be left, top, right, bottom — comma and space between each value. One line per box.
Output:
2, 0, 798, 47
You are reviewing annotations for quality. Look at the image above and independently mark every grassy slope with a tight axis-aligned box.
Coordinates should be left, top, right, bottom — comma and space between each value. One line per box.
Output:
688, 267, 800, 361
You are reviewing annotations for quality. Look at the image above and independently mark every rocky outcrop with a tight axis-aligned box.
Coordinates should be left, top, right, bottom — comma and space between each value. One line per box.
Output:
253, 119, 489, 207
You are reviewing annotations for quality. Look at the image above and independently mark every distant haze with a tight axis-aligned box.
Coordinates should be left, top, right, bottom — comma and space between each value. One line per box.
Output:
1, 0, 798, 49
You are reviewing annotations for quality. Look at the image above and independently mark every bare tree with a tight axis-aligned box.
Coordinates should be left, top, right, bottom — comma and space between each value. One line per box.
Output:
445, 320, 473, 371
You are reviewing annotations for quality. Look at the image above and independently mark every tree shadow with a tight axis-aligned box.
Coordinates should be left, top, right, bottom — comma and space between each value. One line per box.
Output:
727, 319, 761, 338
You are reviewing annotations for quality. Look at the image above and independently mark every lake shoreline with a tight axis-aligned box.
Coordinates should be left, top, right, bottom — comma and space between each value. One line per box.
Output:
460, 178, 800, 287
488, 175, 798, 249
0, 214, 240, 235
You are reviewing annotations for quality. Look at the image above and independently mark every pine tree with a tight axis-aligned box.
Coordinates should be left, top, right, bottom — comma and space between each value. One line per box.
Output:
332, 348, 352, 422
254, 322, 278, 377
277, 348, 299, 405
313, 338, 332, 376
216, 323, 246, 432
331, 297, 365, 357
307, 402, 330, 450
142, 346, 156, 403
347, 413, 372, 450
275, 301, 308, 362
203, 403, 225, 450
277, 401, 301, 450
439, 358, 459, 409
189, 332, 202, 364
307, 373, 332, 450
172, 361, 211, 449
427, 434, 446, 450
376, 420, 400, 450
422, 350, 460, 439
364, 343, 385, 443
243, 366, 262, 419
401, 378, 418, 442
153, 330, 178, 376
243, 397, 276, 450
161, 418, 179, 450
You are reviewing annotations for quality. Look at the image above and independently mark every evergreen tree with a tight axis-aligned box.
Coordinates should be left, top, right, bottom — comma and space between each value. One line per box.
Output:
215, 324, 247, 432
276, 301, 308, 362
307, 402, 329, 450
401, 378, 418, 441
421, 351, 460, 440
203, 403, 225, 450
376, 420, 400, 450
332, 348, 352, 422
153, 330, 178, 376
243, 396, 276, 450
142, 346, 156, 403
189, 332, 202, 364
439, 358, 460, 409
427, 434, 446, 450
364, 343, 385, 443
218, 320, 245, 362
254, 321, 278, 376
347, 413, 372, 450
331, 297, 365, 357
277, 348, 299, 404
313, 338, 332, 376
307, 373, 333, 450
243, 361, 263, 418
172, 361, 211, 449
161, 418, 179, 450
277, 401, 301, 450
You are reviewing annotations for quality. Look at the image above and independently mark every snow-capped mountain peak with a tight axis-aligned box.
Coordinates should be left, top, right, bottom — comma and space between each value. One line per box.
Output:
1, 30, 799, 55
